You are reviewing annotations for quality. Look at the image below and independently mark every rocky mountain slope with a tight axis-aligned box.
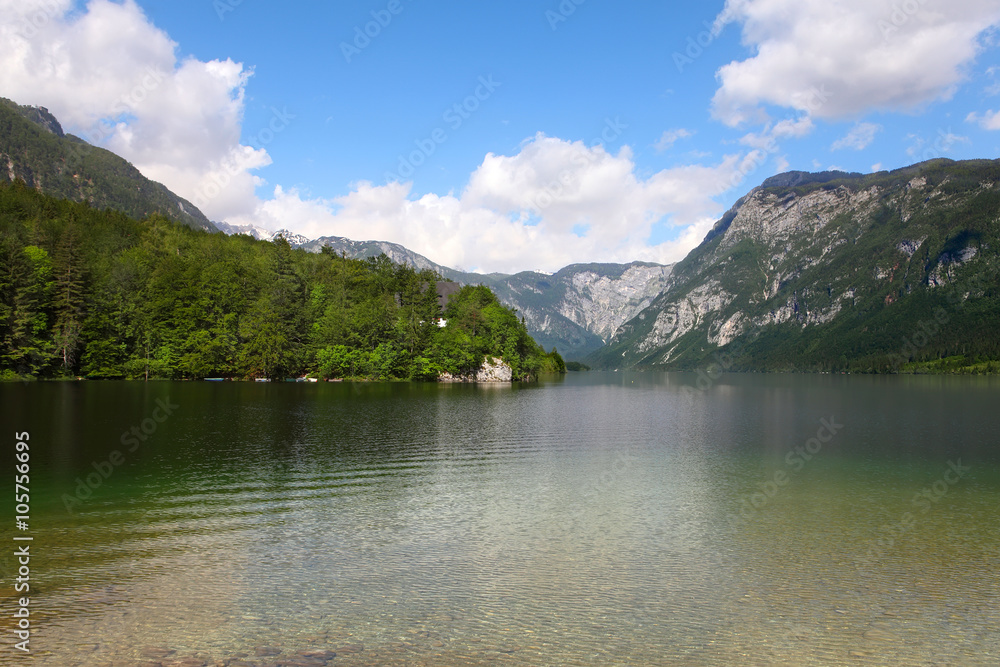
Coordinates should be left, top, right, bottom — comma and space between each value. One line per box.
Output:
481, 263, 673, 358
214, 221, 311, 246
0, 98, 216, 232
299, 234, 457, 275
216, 225, 672, 359
590, 159, 1000, 372
299, 238, 672, 358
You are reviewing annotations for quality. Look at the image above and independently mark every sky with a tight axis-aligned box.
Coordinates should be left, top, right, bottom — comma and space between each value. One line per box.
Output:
2, 0, 1000, 274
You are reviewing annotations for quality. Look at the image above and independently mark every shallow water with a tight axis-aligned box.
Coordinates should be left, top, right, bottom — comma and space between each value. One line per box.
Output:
2, 373, 999, 665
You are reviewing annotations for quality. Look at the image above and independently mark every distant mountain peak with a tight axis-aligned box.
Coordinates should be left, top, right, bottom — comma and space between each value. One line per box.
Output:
591, 157, 1000, 371
272, 228, 311, 245
214, 221, 312, 246
218, 225, 674, 359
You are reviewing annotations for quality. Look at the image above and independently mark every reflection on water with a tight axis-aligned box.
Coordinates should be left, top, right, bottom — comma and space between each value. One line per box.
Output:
1, 373, 999, 665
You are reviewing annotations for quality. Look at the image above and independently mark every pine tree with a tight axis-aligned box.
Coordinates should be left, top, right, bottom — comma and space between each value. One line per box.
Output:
50, 220, 86, 373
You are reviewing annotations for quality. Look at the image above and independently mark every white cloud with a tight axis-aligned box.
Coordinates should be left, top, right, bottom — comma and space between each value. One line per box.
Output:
986, 66, 1000, 95
905, 134, 926, 158
739, 115, 814, 152
831, 122, 882, 151
940, 131, 971, 150
711, 0, 1000, 125
904, 130, 970, 158
654, 128, 693, 152
0, 0, 261, 221
238, 134, 749, 274
871, 163, 883, 172
967, 109, 1000, 129
0, 1, 765, 274
734, 115, 812, 183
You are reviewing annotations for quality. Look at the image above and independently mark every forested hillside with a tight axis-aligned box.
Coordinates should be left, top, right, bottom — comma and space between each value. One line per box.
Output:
591, 159, 1000, 373
0, 181, 563, 381
0, 98, 216, 232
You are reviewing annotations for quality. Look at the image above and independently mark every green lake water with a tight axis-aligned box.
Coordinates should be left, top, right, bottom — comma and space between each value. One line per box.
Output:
1, 373, 999, 666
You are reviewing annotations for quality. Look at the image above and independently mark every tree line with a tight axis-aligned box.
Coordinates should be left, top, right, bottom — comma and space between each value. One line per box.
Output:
0, 181, 564, 381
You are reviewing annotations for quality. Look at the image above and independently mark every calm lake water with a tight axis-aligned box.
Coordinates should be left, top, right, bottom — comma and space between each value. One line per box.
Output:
2, 373, 999, 666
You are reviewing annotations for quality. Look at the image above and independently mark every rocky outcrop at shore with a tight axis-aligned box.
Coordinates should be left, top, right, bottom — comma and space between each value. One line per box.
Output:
439, 357, 513, 383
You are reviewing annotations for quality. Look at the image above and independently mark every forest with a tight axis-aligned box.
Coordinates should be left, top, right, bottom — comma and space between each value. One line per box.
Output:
0, 181, 565, 381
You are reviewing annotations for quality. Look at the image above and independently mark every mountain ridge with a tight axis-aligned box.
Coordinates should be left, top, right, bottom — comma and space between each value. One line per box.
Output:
214, 223, 674, 359
590, 158, 1000, 372
0, 97, 217, 233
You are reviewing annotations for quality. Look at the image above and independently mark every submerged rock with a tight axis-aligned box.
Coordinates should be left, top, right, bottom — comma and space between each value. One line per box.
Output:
141, 647, 175, 659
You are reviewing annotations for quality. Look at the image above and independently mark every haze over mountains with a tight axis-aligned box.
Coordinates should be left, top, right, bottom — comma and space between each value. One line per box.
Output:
4, 98, 999, 370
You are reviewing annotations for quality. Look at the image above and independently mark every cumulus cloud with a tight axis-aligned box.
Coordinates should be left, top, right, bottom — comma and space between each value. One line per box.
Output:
711, 0, 1000, 125
906, 129, 971, 159
654, 128, 694, 152
831, 122, 882, 151
0, 0, 261, 220
0, 1, 766, 274
238, 134, 748, 274
739, 115, 814, 152
967, 109, 1000, 129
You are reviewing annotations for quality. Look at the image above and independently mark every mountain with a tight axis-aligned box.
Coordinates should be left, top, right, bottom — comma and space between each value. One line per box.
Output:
214, 221, 310, 245
213, 220, 274, 240
298, 234, 460, 276
590, 159, 1000, 372
0, 181, 564, 381
0, 97, 216, 232
479, 263, 674, 358
292, 234, 672, 359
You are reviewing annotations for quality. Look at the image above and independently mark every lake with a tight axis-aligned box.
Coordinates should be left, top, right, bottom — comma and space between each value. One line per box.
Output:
2, 373, 999, 666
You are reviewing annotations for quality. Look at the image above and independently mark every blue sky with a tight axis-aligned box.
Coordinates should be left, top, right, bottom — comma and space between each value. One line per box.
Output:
3, 1, 1000, 272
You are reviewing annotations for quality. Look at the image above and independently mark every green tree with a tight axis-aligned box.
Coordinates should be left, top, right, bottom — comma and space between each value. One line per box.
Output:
1, 244, 53, 375
50, 221, 86, 373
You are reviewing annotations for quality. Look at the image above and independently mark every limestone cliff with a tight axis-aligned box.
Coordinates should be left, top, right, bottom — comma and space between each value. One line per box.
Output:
591, 159, 1000, 371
